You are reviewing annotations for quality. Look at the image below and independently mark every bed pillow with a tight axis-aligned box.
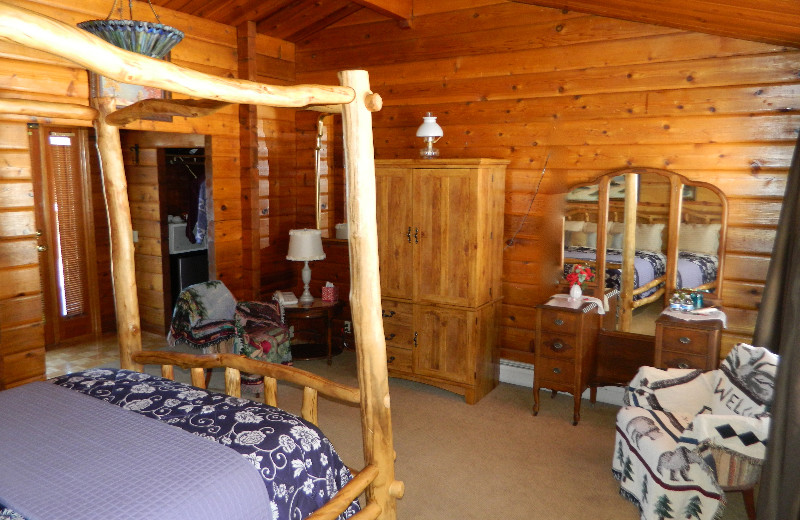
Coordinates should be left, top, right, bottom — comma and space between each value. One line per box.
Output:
635, 223, 665, 252
569, 231, 588, 247
582, 222, 597, 233
607, 232, 624, 249
608, 221, 626, 234
679, 223, 721, 255
585, 231, 597, 248
564, 220, 585, 232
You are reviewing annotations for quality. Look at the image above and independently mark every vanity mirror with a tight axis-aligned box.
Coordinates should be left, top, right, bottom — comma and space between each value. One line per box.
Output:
563, 168, 727, 335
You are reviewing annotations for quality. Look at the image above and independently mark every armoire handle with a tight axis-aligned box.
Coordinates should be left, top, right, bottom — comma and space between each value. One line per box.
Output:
382, 310, 396, 318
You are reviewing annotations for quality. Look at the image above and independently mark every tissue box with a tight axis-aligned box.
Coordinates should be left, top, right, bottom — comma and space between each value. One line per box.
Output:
321, 286, 338, 302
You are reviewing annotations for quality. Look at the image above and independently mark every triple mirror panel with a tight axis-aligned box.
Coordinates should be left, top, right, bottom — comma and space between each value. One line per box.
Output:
563, 168, 727, 335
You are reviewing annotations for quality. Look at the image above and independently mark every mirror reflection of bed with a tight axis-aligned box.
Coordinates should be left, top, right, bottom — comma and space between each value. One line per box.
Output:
563, 168, 727, 336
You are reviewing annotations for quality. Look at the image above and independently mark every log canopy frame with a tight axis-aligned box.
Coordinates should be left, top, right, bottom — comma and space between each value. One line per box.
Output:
0, 2, 401, 519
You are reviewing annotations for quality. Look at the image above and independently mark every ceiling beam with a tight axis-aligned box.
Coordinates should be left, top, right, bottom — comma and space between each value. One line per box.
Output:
511, 0, 800, 48
350, 0, 411, 21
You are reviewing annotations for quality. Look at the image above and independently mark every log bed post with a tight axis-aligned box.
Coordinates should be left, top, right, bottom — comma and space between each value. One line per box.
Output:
92, 96, 143, 371
339, 69, 402, 520
620, 172, 639, 331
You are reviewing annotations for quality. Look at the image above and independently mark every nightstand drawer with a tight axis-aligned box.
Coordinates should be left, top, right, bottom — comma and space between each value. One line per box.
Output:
660, 326, 711, 356
536, 356, 575, 386
539, 332, 577, 360
539, 309, 579, 334
386, 346, 412, 374
659, 350, 708, 370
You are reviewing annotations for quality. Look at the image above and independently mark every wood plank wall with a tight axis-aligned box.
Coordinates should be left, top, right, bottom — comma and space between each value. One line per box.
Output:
0, 0, 299, 352
255, 36, 299, 298
296, 0, 800, 364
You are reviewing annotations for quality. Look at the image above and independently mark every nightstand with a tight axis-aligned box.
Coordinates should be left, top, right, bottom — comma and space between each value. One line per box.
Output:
283, 299, 342, 365
655, 313, 722, 371
533, 300, 600, 425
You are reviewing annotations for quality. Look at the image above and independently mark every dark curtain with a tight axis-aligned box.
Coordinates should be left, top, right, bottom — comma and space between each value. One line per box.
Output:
753, 133, 800, 520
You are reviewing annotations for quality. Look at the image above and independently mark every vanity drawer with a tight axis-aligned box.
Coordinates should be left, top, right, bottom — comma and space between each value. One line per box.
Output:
535, 356, 575, 387
386, 346, 412, 374
659, 326, 712, 356
659, 350, 709, 371
539, 309, 579, 334
539, 332, 578, 360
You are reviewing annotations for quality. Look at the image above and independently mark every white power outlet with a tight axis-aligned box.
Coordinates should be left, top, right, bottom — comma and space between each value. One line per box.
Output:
343, 321, 352, 334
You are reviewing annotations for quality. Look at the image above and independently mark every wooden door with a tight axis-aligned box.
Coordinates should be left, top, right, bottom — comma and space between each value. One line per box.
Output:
413, 304, 471, 384
0, 122, 46, 388
30, 125, 100, 346
375, 167, 413, 299
413, 168, 476, 306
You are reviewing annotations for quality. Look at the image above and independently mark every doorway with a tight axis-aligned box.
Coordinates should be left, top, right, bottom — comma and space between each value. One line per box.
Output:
29, 124, 101, 348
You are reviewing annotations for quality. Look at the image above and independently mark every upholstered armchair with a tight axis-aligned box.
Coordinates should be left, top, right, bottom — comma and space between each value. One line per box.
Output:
168, 280, 292, 366
612, 343, 777, 520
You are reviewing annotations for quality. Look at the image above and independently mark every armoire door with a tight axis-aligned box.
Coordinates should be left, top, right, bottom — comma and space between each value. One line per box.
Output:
412, 305, 471, 384
413, 168, 476, 307
375, 167, 413, 299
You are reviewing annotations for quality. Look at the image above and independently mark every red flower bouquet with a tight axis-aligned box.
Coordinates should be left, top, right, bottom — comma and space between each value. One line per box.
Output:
566, 264, 595, 287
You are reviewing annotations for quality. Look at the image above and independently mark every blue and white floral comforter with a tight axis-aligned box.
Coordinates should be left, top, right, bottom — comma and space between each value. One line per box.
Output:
0, 368, 360, 520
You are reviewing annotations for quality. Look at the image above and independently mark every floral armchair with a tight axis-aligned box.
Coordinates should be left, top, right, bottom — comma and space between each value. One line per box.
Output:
168, 280, 291, 365
612, 343, 778, 520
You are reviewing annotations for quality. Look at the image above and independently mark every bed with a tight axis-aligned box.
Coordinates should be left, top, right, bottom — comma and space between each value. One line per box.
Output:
0, 3, 401, 519
1, 361, 361, 520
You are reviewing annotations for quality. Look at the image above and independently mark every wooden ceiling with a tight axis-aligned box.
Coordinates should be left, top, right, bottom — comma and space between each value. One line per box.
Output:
150, 0, 410, 43
152, 0, 800, 47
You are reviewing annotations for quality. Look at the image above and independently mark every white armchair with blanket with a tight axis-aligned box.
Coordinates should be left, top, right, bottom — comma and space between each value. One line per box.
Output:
612, 343, 778, 520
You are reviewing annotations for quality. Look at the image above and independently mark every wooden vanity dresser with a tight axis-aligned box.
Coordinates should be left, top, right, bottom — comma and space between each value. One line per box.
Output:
533, 299, 601, 425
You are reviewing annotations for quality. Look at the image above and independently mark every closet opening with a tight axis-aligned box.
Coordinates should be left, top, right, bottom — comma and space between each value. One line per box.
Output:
163, 147, 209, 314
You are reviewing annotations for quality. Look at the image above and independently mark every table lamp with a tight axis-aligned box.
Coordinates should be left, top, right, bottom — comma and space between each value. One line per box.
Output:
416, 112, 443, 159
287, 229, 326, 305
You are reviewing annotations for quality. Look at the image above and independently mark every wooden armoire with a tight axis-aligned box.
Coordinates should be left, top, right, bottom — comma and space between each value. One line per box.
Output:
375, 159, 507, 404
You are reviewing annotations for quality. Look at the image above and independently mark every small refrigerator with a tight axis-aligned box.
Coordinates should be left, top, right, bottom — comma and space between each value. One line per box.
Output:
168, 222, 209, 307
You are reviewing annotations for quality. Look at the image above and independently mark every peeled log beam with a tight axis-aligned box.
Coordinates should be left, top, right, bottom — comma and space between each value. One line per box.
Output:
0, 97, 97, 120
105, 98, 230, 126
0, 1, 355, 108
339, 69, 402, 520
92, 96, 142, 372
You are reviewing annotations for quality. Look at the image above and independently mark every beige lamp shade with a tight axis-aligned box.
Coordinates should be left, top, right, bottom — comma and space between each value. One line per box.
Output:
287, 228, 326, 261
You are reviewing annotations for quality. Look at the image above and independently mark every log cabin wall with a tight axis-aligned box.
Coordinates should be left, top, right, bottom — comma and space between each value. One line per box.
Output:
0, 0, 297, 353
296, 0, 800, 365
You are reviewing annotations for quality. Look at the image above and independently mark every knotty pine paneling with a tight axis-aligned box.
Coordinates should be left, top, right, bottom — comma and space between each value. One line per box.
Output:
2, 3, 303, 348
297, 0, 800, 364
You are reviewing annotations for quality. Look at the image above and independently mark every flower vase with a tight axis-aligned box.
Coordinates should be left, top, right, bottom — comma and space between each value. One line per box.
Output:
569, 283, 582, 302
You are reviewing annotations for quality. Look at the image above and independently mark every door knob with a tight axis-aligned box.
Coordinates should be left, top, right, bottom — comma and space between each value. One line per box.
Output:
37, 245, 47, 252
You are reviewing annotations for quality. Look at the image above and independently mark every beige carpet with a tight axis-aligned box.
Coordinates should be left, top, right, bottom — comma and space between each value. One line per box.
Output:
283, 351, 750, 520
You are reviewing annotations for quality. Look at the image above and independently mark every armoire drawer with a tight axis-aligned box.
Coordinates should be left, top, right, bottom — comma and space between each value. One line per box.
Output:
386, 346, 413, 374
381, 299, 414, 349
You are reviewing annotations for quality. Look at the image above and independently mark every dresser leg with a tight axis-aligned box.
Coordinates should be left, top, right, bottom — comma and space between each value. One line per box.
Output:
532, 385, 540, 416
573, 394, 581, 426
590, 386, 597, 404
